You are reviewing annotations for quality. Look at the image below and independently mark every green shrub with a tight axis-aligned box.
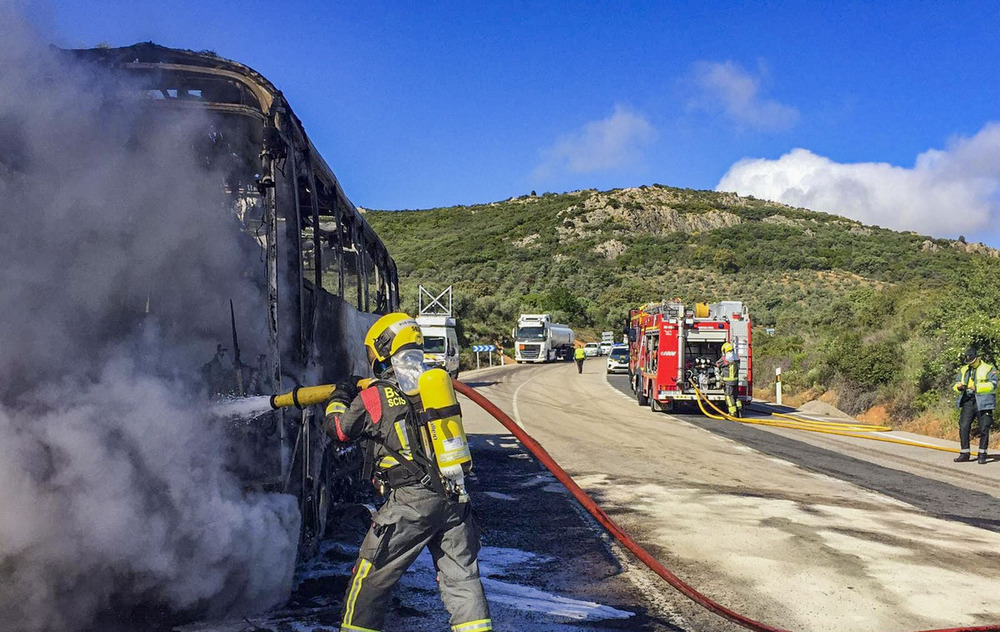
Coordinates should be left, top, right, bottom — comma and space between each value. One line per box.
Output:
826, 336, 898, 388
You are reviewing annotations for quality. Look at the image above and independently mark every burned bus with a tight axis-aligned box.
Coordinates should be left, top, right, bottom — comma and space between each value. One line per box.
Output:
68, 43, 399, 555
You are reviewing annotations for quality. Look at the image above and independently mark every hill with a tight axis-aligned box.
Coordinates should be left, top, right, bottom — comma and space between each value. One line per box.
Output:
364, 185, 1000, 434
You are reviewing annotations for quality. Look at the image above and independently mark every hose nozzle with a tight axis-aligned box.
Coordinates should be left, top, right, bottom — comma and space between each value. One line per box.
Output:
269, 379, 374, 410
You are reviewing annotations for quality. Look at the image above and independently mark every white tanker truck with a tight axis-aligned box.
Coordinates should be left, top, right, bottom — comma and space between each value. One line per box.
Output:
513, 314, 575, 363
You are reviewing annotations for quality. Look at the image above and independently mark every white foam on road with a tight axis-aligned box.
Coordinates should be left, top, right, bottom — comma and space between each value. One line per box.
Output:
227, 542, 635, 631
484, 491, 519, 501
481, 578, 633, 620
517, 472, 558, 488
405, 546, 633, 622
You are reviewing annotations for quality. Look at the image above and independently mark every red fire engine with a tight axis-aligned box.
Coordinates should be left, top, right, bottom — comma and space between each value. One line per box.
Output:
627, 300, 752, 412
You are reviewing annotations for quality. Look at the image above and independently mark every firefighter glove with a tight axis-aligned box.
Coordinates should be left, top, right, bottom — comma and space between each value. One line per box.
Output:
333, 377, 361, 403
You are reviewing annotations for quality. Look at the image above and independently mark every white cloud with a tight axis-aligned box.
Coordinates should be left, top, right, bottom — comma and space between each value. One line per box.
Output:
689, 61, 799, 132
716, 122, 1000, 236
534, 104, 655, 179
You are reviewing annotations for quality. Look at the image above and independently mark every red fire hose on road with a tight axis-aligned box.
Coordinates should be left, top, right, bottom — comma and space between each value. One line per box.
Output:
452, 379, 1000, 632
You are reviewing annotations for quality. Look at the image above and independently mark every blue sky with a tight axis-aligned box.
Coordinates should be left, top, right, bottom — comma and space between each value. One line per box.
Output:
29, 0, 1000, 244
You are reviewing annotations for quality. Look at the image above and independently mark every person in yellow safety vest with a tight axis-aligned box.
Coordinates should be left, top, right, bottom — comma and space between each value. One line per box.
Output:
574, 345, 586, 374
323, 312, 492, 632
717, 340, 742, 417
953, 347, 998, 464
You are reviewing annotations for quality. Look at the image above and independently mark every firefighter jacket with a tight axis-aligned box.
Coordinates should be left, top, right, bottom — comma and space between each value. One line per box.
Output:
324, 380, 431, 489
719, 350, 740, 383
953, 361, 998, 411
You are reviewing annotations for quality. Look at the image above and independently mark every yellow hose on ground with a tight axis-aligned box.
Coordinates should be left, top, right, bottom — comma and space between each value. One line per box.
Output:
690, 385, 977, 456
688, 384, 891, 431
766, 408, 891, 432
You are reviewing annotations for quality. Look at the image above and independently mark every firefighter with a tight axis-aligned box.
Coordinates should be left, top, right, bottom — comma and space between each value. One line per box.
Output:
574, 345, 586, 374
324, 312, 492, 632
717, 340, 742, 417
953, 347, 998, 464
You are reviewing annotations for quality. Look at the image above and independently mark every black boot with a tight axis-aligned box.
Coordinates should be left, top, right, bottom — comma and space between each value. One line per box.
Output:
979, 451, 988, 464
954, 453, 971, 462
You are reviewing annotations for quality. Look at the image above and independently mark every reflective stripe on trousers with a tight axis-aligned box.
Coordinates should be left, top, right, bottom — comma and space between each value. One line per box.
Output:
342, 559, 375, 630
340, 624, 381, 632
452, 618, 494, 632
339, 486, 490, 631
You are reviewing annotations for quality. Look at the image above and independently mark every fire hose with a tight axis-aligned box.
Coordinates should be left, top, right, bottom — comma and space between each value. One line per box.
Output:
690, 385, 981, 457
452, 378, 1000, 632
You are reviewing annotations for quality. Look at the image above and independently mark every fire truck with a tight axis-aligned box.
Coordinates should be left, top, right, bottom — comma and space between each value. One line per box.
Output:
627, 300, 752, 412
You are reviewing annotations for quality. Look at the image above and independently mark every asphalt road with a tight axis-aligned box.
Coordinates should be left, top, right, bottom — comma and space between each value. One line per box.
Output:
604, 374, 1000, 532
179, 361, 1000, 632
455, 360, 1000, 632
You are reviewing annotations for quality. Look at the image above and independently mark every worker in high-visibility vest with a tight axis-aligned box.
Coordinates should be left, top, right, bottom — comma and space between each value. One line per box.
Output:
953, 347, 998, 464
574, 345, 586, 374
324, 312, 492, 632
717, 340, 742, 417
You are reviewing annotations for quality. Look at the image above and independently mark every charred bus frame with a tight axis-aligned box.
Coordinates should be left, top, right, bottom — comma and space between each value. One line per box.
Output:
69, 43, 399, 553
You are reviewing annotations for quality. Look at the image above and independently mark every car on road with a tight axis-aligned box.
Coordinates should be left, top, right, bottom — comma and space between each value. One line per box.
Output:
606, 346, 629, 373
599, 342, 613, 355
583, 342, 601, 357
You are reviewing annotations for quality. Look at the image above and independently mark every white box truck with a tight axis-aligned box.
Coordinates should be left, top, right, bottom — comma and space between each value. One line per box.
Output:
513, 314, 575, 363
417, 315, 460, 377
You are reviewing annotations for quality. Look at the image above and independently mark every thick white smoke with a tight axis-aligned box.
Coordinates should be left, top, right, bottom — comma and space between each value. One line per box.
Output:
0, 9, 300, 632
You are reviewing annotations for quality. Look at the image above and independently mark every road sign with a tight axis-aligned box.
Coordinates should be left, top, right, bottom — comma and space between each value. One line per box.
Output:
472, 344, 498, 369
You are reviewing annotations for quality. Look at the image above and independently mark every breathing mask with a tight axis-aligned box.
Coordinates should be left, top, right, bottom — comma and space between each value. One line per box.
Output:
391, 348, 427, 395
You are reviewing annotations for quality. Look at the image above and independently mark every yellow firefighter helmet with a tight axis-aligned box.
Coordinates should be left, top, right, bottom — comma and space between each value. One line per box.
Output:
364, 312, 423, 372
722, 341, 734, 354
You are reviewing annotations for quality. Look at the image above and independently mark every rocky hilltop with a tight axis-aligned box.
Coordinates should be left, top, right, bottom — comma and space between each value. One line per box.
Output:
497, 186, 997, 257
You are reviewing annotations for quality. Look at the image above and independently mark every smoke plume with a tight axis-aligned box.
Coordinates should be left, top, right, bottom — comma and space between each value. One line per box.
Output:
0, 9, 300, 632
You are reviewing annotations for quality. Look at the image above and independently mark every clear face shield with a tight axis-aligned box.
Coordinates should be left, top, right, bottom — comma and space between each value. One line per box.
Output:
391, 348, 427, 395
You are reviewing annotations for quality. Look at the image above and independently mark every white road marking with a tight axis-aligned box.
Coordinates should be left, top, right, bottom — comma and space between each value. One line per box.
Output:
602, 373, 637, 403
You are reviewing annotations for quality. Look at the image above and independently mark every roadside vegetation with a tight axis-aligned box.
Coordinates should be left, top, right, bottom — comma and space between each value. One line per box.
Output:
365, 185, 1000, 439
